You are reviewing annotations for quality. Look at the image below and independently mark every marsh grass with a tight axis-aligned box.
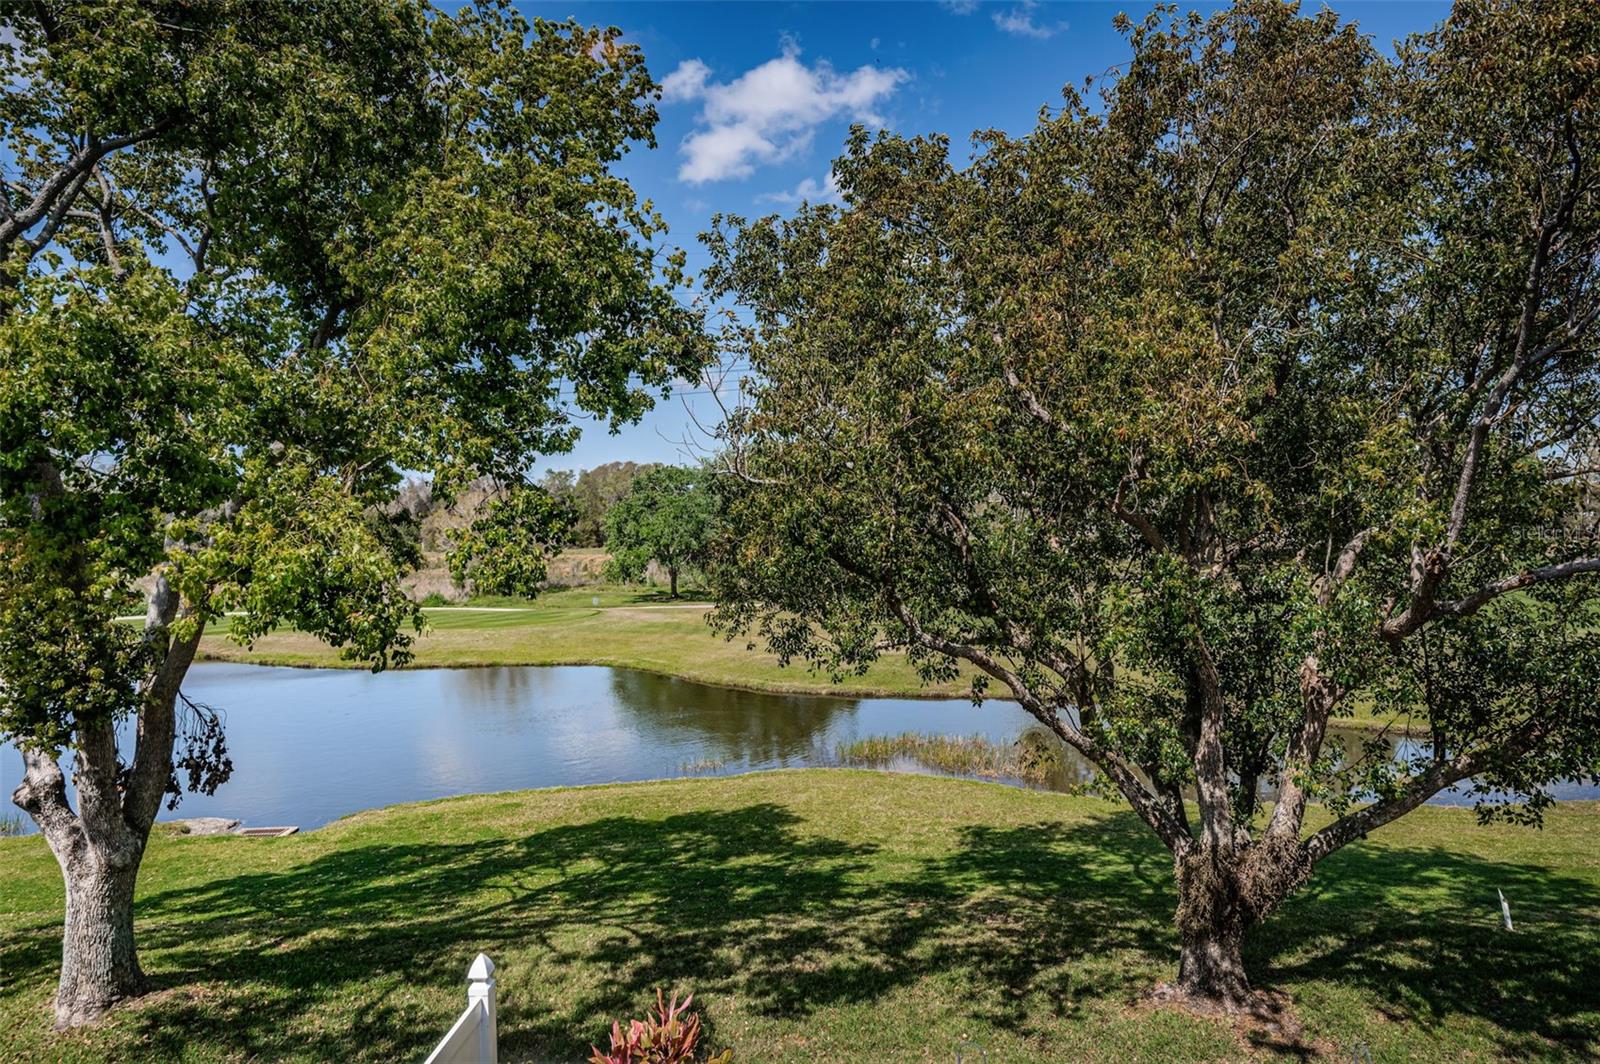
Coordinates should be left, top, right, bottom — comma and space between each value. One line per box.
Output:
838, 729, 1069, 787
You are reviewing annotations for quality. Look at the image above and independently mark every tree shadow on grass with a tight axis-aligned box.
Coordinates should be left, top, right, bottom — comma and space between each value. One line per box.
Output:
920, 818, 1600, 1060
127, 803, 883, 1061
1256, 842, 1600, 1060
23, 800, 1599, 1062
120, 802, 1181, 1061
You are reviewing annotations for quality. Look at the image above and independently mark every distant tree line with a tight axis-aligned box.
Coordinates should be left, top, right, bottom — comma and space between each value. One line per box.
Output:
539, 461, 657, 547
391, 462, 721, 596
393, 461, 661, 555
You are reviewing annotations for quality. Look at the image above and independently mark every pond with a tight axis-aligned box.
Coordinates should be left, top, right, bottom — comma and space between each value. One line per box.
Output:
3, 663, 1596, 833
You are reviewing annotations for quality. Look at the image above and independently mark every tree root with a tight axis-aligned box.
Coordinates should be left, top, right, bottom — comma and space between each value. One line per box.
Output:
1143, 981, 1330, 1057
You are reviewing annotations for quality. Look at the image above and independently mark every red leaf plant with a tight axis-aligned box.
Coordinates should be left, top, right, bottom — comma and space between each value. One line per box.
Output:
587, 989, 732, 1064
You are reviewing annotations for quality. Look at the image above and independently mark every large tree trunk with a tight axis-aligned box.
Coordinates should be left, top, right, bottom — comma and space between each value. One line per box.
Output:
1172, 845, 1256, 1009
12, 746, 153, 1028
1177, 921, 1251, 1005
1169, 833, 1314, 1010
11, 577, 203, 1028
53, 846, 146, 1026
668, 565, 678, 599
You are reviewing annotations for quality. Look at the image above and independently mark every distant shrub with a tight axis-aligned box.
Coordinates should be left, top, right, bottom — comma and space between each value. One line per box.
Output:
588, 990, 731, 1064
0, 813, 25, 837
419, 592, 448, 607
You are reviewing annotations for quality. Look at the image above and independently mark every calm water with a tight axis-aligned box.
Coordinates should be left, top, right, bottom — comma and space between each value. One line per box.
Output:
3, 663, 1595, 832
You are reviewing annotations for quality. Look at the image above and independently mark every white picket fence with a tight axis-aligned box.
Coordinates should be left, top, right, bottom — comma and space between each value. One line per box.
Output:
424, 954, 498, 1064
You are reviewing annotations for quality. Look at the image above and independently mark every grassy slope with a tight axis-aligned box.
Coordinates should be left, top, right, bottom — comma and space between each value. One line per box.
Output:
2, 771, 1596, 1063
193, 586, 977, 699
192, 587, 1395, 728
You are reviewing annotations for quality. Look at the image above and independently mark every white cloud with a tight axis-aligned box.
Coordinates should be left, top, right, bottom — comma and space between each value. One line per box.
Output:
660, 58, 710, 103
659, 44, 907, 184
940, 0, 980, 14
759, 171, 843, 206
993, 1, 1065, 39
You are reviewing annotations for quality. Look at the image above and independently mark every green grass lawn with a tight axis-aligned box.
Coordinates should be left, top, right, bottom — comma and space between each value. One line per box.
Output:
2, 771, 1596, 1062
192, 585, 978, 699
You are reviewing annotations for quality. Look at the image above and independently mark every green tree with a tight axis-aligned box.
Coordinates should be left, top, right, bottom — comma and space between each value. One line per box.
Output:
604, 465, 717, 597
535, 461, 653, 545
0, 0, 701, 1028
578, 459, 656, 545
704, 0, 1600, 1008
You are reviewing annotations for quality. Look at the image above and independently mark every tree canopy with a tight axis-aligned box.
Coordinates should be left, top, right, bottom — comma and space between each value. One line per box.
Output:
704, 0, 1600, 1005
0, 0, 702, 1027
604, 464, 718, 597
542, 460, 658, 547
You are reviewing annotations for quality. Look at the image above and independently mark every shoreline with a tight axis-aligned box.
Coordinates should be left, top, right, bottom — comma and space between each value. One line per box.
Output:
234, 765, 1600, 835
11, 765, 1594, 844
193, 644, 1406, 733
193, 645, 978, 702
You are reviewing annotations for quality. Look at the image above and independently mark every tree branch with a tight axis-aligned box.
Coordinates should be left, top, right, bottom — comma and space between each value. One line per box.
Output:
1432, 557, 1600, 620
11, 748, 81, 855
1002, 363, 1056, 427
121, 576, 203, 832
1266, 653, 1341, 842
1303, 720, 1543, 865
1111, 470, 1167, 551
885, 591, 1192, 853
1302, 750, 1475, 865
0, 120, 177, 259
1316, 527, 1375, 606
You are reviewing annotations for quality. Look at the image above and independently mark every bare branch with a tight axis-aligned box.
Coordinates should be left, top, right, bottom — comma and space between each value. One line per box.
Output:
1433, 557, 1600, 620
11, 748, 80, 851
1111, 467, 1167, 551
1265, 654, 1342, 842
1002, 363, 1055, 426
1315, 526, 1375, 606
0, 119, 177, 258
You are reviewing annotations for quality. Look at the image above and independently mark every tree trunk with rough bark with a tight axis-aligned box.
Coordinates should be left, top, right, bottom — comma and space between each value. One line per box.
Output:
9, 578, 203, 1028
52, 847, 146, 1026
1177, 925, 1251, 1005
12, 744, 157, 1028
1173, 846, 1254, 1008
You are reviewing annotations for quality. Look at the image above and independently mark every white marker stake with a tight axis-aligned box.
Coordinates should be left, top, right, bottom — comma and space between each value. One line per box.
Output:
1498, 888, 1514, 931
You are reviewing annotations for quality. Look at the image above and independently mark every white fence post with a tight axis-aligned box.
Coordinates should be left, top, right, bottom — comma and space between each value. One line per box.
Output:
468, 953, 497, 1063
424, 954, 498, 1064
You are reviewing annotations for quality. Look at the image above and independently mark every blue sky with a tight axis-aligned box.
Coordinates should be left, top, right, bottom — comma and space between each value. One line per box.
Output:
520, 1, 1450, 474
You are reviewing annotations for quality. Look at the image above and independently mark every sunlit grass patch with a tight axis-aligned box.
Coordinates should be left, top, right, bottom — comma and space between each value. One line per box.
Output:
4, 771, 1595, 1062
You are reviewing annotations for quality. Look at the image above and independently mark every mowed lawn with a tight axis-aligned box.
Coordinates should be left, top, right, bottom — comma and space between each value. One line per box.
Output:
2, 771, 1596, 1062
191, 586, 977, 699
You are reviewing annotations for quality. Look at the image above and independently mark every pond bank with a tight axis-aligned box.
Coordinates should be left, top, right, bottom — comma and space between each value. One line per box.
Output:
192, 592, 1400, 730
9, 661, 1568, 839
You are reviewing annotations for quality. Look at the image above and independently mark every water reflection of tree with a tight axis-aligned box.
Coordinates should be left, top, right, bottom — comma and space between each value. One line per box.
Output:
432, 667, 1595, 805
1018, 725, 1101, 791
440, 665, 545, 706
606, 668, 858, 766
